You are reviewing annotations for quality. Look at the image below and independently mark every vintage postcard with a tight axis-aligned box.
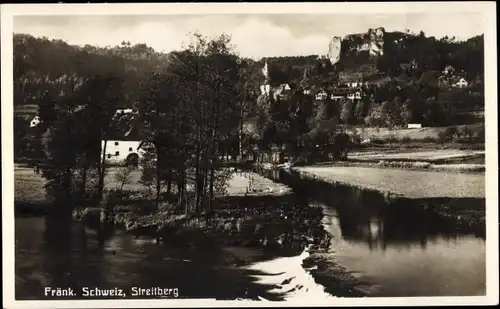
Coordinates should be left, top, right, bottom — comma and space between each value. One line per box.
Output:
2, 2, 498, 308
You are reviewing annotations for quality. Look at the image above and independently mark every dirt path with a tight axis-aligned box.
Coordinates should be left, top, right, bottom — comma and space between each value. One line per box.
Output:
225, 171, 291, 197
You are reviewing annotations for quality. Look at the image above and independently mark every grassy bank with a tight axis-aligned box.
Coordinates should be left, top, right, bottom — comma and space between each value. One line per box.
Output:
287, 167, 485, 237
293, 166, 485, 199
14, 165, 331, 257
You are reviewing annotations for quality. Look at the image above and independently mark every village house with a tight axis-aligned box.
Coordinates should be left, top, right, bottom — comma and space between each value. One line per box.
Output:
314, 89, 328, 101
346, 81, 363, 88
452, 77, 468, 88
329, 87, 350, 100
30, 115, 41, 128
347, 91, 362, 100
101, 109, 143, 166
407, 123, 422, 129
272, 83, 292, 101
260, 84, 271, 96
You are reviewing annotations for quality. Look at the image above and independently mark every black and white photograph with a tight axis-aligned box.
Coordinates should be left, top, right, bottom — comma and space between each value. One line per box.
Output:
2, 2, 498, 308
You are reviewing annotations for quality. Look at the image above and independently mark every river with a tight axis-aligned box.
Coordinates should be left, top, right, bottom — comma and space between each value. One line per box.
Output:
14, 168, 486, 300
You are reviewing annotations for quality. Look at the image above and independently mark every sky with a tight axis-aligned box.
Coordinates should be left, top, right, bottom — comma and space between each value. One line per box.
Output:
13, 13, 485, 60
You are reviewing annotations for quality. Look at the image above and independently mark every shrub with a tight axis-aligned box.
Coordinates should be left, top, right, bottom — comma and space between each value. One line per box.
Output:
439, 126, 458, 143
400, 137, 412, 143
422, 136, 437, 143
370, 138, 385, 145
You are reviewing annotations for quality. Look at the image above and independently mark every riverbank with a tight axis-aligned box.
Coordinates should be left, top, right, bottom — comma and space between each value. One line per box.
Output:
282, 166, 485, 237
291, 166, 484, 199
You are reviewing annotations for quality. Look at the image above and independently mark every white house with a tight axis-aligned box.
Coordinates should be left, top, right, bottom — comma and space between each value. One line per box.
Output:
452, 77, 468, 88
260, 84, 271, 95
331, 94, 345, 100
115, 108, 135, 115
102, 140, 143, 165
279, 83, 291, 91
315, 89, 328, 101
407, 123, 422, 129
30, 115, 41, 128
347, 81, 363, 88
101, 108, 142, 166
347, 91, 362, 100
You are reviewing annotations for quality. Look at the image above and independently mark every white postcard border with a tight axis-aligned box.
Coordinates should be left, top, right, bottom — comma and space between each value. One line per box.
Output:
2, 2, 498, 308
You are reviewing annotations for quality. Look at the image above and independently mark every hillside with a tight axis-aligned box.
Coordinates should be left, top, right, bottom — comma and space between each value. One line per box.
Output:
251, 28, 484, 89
13, 34, 176, 108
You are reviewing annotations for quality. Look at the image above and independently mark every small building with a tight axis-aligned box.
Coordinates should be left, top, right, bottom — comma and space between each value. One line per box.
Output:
102, 140, 143, 165
315, 89, 328, 101
347, 81, 363, 88
452, 77, 468, 88
407, 123, 422, 129
279, 83, 291, 91
260, 84, 271, 95
347, 91, 362, 100
101, 109, 142, 166
272, 83, 292, 101
331, 94, 345, 100
30, 116, 41, 128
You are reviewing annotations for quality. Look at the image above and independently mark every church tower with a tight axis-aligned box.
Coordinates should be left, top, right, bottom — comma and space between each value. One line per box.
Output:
260, 60, 271, 96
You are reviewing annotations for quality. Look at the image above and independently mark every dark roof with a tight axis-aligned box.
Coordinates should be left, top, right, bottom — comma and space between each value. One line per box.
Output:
107, 112, 141, 141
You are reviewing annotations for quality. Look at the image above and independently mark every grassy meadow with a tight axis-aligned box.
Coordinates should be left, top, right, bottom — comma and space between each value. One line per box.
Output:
294, 166, 485, 199
353, 123, 484, 142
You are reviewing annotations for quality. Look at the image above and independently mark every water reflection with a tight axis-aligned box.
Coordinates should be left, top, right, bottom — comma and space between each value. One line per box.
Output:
15, 216, 283, 301
259, 167, 486, 296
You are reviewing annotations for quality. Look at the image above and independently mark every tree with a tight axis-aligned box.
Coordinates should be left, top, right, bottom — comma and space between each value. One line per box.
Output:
114, 165, 136, 194
340, 99, 354, 124
299, 68, 311, 90
400, 98, 414, 125
354, 100, 365, 124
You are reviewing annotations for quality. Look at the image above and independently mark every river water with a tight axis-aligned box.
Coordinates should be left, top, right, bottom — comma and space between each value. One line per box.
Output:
15, 169, 486, 300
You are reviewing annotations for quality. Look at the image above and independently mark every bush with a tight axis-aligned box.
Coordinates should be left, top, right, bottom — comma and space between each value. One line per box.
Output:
422, 136, 437, 143
370, 138, 385, 145
400, 136, 412, 143
438, 126, 458, 143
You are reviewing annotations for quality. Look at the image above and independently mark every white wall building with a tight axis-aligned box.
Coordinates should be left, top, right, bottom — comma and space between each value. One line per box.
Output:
260, 84, 271, 95
453, 78, 468, 88
101, 140, 143, 165
30, 116, 41, 128
315, 90, 328, 101
407, 123, 422, 129
347, 91, 362, 100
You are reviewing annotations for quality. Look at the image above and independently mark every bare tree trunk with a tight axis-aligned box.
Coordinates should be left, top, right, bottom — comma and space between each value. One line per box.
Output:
208, 81, 221, 213
98, 138, 108, 201
238, 85, 247, 160
167, 176, 172, 195
155, 147, 161, 210
80, 164, 88, 203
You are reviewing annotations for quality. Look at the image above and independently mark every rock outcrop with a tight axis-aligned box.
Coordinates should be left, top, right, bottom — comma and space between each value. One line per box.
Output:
327, 27, 386, 66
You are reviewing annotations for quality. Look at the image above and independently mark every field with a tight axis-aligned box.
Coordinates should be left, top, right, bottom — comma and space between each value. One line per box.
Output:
14, 164, 47, 204
13, 164, 289, 207
348, 149, 485, 163
352, 123, 484, 141
14, 104, 38, 118
294, 166, 485, 199
14, 164, 145, 205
